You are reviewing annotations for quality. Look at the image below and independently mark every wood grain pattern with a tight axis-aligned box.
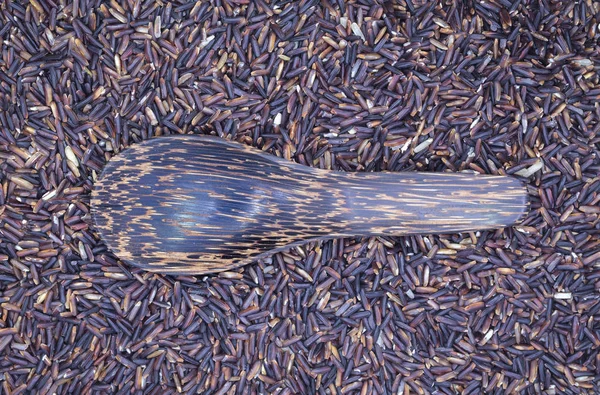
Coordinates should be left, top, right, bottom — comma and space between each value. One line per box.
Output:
91, 135, 530, 274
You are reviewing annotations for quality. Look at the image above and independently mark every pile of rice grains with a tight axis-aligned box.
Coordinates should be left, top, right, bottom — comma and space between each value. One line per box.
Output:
1, 0, 599, 394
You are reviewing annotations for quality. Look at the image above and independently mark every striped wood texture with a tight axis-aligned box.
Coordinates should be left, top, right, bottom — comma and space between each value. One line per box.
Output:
91, 135, 529, 274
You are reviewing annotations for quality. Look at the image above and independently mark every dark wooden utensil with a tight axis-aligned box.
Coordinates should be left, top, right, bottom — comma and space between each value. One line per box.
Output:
91, 135, 529, 274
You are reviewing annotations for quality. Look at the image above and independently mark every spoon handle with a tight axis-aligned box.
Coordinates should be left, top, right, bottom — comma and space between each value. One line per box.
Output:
91, 135, 529, 274
321, 170, 528, 235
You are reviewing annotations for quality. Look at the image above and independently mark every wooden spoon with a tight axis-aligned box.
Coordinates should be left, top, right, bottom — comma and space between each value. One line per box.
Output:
91, 135, 529, 274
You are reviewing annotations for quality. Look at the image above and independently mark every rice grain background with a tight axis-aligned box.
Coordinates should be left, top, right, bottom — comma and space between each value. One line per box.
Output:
0, 0, 599, 394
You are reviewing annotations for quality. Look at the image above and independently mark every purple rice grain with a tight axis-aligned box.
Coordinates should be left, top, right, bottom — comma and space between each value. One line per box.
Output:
1, 0, 600, 394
